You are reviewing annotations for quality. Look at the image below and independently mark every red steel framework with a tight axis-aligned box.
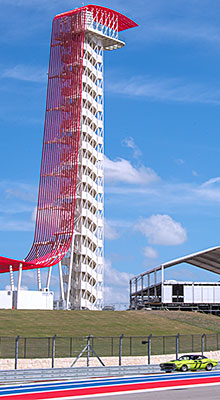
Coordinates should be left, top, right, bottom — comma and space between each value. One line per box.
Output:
0, 5, 137, 274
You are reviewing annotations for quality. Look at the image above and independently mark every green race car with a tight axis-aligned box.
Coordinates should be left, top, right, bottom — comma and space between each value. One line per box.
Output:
160, 354, 218, 372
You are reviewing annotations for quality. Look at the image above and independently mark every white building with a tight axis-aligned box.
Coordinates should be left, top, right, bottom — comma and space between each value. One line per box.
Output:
0, 290, 53, 310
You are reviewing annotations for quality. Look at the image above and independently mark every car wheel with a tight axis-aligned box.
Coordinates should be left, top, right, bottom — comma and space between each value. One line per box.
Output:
180, 364, 188, 372
206, 363, 213, 371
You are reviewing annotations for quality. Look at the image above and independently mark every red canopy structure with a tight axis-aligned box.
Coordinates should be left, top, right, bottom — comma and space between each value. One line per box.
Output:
54, 5, 138, 31
0, 5, 137, 274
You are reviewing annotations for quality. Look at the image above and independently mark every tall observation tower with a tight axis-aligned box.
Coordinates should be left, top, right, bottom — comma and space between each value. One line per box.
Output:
0, 5, 137, 311
54, 6, 137, 310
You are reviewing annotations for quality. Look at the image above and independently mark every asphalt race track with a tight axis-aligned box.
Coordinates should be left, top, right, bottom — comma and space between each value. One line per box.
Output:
1, 371, 220, 399
80, 385, 220, 399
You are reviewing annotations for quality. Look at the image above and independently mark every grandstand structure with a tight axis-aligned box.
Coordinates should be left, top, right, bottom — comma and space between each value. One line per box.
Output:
130, 246, 220, 314
0, 6, 137, 310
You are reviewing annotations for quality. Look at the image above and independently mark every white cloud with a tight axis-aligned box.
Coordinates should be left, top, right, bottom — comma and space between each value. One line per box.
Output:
143, 246, 158, 259
175, 158, 185, 165
104, 219, 119, 240
4, 181, 37, 202
201, 177, 220, 187
0, 217, 34, 232
0, 181, 37, 232
5, 285, 28, 291
1, 65, 47, 83
147, 21, 220, 46
31, 207, 37, 223
106, 219, 133, 229
104, 259, 133, 287
104, 259, 133, 305
195, 177, 220, 201
0, 204, 33, 214
122, 136, 142, 158
135, 214, 187, 245
104, 286, 130, 305
107, 75, 220, 105
104, 156, 159, 185
105, 171, 220, 207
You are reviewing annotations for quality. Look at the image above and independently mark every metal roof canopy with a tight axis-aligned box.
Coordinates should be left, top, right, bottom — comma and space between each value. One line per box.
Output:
135, 246, 220, 279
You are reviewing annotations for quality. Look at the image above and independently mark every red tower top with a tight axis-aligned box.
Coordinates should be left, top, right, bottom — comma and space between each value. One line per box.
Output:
54, 4, 138, 32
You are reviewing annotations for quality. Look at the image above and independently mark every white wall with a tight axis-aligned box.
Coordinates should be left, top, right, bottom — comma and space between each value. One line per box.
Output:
0, 291, 13, 309
214, 286, 220, 302
163, 286, 172, 303
183, 285, 220, 304
184, 286, 193, 303
16, 291, 54, 310
202, 286, 212, 303
194, 286, 201, 303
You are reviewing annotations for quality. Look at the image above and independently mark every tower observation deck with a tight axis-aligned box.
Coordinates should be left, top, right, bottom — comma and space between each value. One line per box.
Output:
0, 5, 137, 310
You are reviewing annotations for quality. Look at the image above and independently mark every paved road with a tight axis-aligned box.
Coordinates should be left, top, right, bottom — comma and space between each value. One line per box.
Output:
78, 384, 220, 399
1, 372, 220, 399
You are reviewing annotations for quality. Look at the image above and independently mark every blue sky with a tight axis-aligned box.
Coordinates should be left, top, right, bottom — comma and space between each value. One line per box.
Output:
1, 0, 220, 305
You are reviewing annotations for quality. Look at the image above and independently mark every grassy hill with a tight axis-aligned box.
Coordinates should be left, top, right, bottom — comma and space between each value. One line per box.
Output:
1, 310, 220, 337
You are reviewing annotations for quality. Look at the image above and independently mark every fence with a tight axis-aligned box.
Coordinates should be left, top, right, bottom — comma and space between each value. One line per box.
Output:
1, 333, 220, 369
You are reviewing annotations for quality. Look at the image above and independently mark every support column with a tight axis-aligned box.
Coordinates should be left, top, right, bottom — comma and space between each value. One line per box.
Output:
9, 265, 14, 291
154, 270, 157, 299
141, 275, 144, 304
37, 268, 41, 291
129, 279, 132, 309
161, 265, 164, 303
192, 282, 194, 304
135, 278, 138, 309
58, 261, 65, 303
17, 264, 22, 291
46, 266, 52, 290
148, 273, 150, 301
66, 241, 75, 309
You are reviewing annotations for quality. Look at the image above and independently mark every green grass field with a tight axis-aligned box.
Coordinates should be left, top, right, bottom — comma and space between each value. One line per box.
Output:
0, 309, 220, 337
0, 310, 220, 358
